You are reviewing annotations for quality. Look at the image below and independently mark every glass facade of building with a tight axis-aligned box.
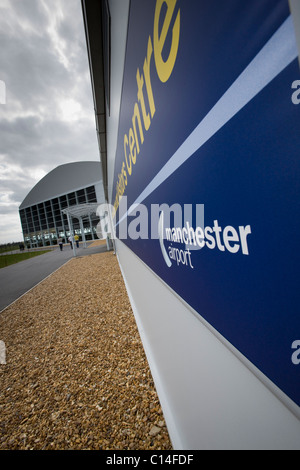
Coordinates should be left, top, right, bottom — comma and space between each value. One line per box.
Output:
19, 185, 100, 248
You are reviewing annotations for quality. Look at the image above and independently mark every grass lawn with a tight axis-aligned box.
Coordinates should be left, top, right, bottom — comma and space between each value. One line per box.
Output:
0, 251, 50, 269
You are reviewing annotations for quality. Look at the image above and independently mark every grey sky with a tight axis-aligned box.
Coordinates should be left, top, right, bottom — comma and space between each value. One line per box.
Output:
0, 0, 100, 243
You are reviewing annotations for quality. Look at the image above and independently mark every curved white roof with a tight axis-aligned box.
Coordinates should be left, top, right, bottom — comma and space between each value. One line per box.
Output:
20, 161, 102, 210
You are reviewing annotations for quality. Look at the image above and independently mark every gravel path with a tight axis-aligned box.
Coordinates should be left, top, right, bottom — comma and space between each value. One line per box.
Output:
0, 251, 172, 450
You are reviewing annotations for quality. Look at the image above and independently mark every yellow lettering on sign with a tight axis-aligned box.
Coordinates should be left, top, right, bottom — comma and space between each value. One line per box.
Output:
113, 0, 180, 215
129, 127, 136, 164
153, 0, 180, 83
144, 37, 156, 119
137, 68, 151, 130
132, 102, 144, 155
124, 134, 132, 175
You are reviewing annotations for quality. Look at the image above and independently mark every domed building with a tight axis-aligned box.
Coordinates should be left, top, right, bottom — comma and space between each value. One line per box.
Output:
19, 161, 105, 247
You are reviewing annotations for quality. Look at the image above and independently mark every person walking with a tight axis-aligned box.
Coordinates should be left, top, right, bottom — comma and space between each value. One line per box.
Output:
68, 235, 73, 249
74, 234, 79, 248
58, 237, 63, 251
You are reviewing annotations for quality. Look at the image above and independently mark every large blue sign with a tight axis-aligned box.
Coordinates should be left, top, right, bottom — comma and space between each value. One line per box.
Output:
112, 0, 300, 410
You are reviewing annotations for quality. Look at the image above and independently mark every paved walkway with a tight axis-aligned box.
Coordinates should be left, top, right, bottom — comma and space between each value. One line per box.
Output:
0, 242, 109, 312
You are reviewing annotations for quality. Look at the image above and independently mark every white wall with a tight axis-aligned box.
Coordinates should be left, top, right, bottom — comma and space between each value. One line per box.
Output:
107, 0, 300, 450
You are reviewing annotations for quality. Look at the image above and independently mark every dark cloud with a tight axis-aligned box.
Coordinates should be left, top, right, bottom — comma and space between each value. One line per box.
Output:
0, 0, 99, 243
0, 116, 95, 164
